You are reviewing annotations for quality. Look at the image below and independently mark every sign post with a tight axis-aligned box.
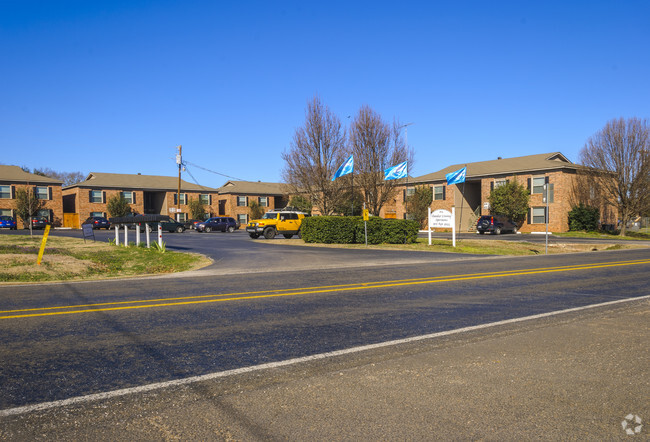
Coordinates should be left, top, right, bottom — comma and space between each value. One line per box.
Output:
428, 208, 456, 247
36, 225, 51, 265
363, 204, 368, 246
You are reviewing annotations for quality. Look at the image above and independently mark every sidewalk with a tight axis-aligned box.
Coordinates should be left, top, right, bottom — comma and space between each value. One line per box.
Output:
2, 299, 648, 440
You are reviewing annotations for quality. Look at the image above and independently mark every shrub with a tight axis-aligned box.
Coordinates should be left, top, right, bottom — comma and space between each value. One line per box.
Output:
568, 204, 600, 231
301, 216, 419, 244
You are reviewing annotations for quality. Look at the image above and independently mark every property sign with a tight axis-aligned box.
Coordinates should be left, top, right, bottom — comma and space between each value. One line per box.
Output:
429, 209, 453, 228
82, 223, 95, 242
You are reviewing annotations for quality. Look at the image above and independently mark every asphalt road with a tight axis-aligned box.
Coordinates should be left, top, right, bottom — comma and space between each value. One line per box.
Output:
1, 230, 648, 439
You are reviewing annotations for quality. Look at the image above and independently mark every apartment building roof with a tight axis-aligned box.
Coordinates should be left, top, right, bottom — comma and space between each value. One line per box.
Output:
217, 180, 286, 196
414, 152, 579, 183
65, 172, 219, 192
0, 165, 63, 185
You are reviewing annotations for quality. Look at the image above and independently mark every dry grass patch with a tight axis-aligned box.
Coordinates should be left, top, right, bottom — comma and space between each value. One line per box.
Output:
0, 235, 212, 283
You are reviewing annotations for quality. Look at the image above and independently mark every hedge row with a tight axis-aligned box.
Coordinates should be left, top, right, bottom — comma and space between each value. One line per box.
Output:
301, 216, 419, 244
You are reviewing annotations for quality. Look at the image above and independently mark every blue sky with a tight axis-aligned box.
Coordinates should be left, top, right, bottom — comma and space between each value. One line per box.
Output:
2, 1, 648, 188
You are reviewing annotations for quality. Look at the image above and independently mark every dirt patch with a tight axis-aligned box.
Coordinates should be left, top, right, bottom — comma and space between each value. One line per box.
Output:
0, 253, 98, 277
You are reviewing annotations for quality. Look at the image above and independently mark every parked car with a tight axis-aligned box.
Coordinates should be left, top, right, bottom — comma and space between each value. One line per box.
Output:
24, 216, 49, 230
183, 219, 203, 230
142, 216, 186, 233
246, 209, 307, 239
476, 215, 518, 234
196, 217, 240, 233
82, 216, 111, 230
0, 215, 17, 230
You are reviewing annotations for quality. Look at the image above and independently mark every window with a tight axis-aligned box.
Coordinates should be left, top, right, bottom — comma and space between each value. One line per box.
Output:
199, 194, 210, 205
494, 179, 507, 188
90, 190, 103, 203
35, 186, 49, 200
121, 191, 134, 204
173, 193, 187, 205
90, 212, 104, 218
0, 209, 12, 217
237, 214, 247, 225
532, 207, 546, 224
259, 196, 268, 207
237, 196, 247, 207
176, 213, 187, 222
434, 185, 445, 201
532, 176, 545, 194
406, 188, 415, 197
37, 209, 50, 221
0, 185, 11, 199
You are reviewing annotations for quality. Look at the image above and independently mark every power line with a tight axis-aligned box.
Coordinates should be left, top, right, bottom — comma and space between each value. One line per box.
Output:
183, 160, 246, 182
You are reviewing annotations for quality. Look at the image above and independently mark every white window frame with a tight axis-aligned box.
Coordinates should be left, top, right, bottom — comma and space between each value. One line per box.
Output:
494, 179, 507, 188
121, 191, 134, 204
0, 185, 11, 199
237, 196, 247, 207
199, 194, 210, 205
532, 207, 546, 224
176, 212, 187, 222
0, 209, 13, 217
37, 209, 51, 221
532, 176, 545, 194
434, 185, 444, 201
35, 186, 49, 200
259, 196, 268, 207
90, 190, 103, 203
90, 212, 104, 218
237, 214, 248, 225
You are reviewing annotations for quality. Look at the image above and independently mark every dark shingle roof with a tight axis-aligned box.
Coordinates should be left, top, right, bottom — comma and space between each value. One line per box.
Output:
0, 165, 63, 185
414, 152, 577, 183
65, 172, 218, 192
217, 180, 287, 195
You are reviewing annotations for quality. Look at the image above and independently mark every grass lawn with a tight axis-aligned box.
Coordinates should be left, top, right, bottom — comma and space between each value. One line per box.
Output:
288, 237, 647, 255
554, 231, 650, 240
0, 235, 212, 283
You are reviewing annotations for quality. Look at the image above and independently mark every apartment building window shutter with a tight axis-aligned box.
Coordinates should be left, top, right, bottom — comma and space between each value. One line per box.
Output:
403, 190, 406, 201
48, 187, 53, 200
209, 195, 212, 205
490, 182, 494, 192
89, 190, 93, 202
527, 178, 531, 192
246, 196, 249, 206
442, 186, 446, 200
527, 208, 531, 225
133, 192, 137, 204
11, 185, 15, 199
102, 192, 106, 204
173, 194, 177, 206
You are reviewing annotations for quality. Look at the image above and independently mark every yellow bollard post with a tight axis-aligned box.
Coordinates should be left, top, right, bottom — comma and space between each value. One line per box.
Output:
36, 224, 51, 265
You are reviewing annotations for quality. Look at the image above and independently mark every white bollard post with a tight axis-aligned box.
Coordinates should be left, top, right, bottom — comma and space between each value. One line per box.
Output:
158, 223, 163, 249
428, 207, 432, 246
124, 225, 128, 246
114, 225, 120, 246
136, 222, 141, 246
146, 224, 151, 248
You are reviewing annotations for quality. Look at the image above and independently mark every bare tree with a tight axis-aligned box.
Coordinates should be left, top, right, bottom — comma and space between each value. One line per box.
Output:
281, 96, 348, 215
349, 105, 413, 216
33, 167, 85, 186
579, 117, 650, 235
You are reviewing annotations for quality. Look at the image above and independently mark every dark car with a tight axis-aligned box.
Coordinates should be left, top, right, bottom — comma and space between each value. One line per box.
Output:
142, 216, 186, 233
196, 217, 240, 233
0, 215, 17, 230
24, 216, 49, 230
82, 216, 111, 230
183, 219, 203, 230
476, 215, 518, 234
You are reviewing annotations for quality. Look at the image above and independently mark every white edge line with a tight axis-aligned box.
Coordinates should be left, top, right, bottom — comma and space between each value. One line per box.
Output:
2, 294, 649, 418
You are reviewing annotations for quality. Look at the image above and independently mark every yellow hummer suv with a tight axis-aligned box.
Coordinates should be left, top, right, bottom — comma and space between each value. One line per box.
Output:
246, 209, 307, 239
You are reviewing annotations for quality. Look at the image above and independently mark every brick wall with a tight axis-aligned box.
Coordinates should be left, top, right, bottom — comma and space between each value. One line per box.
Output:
1, 184, 63, 227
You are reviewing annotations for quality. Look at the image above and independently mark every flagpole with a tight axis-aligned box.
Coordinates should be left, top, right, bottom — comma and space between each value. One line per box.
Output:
458, 164, 467, 237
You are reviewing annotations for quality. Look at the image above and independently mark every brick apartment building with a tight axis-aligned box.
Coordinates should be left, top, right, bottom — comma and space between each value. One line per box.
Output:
0, 165, 64, 227
382, 152, 617, 233
215, 181, 288, 226
62, 172, 221, 228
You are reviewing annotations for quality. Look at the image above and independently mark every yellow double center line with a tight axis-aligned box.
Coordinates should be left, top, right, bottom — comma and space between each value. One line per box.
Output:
2, 258, 649, 320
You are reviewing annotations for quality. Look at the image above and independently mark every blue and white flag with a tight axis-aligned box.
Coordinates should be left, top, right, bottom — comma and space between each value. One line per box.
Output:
332, 155, 354, 181
445, 166, 466, 185
384, 161, 408, 180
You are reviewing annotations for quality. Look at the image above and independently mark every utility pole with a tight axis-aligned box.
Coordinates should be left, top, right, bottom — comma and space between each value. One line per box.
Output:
176, 145, 182, 220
